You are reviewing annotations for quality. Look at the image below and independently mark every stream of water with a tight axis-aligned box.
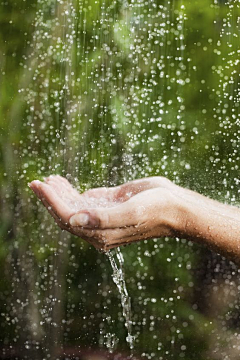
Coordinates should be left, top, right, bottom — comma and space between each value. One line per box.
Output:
106, 248, 135, 351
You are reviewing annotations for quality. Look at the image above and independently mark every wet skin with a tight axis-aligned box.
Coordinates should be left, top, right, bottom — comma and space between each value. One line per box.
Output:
30, 176, 240, 262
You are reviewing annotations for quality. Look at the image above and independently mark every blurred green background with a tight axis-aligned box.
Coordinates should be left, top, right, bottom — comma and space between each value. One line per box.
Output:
0, 0, 240, 359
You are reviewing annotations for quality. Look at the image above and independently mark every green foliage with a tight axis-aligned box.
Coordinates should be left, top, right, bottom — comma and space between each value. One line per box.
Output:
0, 0, 239, 359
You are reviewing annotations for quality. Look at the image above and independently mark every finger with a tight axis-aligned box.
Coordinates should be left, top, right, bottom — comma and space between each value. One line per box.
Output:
56, 175, 74, 188
30, 180, 74, 223
44, 175, 70, 186
105, 236, 145, 250
69, 200, 145, 229
79, 233, 107, 250
77, 228, 153, 251
40, 197, 70, 231
45, 178, 85, 210
45, 179, 75, 201
54, 175, 79, 194
45, 175, 77, 195
55, 175, 82, 198
45, 178, 64, 195
78, 226, 143, 243
106, 231, 154, 247
45, 175, 71, 193
30, 181, 70, 230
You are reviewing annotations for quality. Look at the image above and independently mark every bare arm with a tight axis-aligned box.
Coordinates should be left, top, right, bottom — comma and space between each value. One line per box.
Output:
30, 176, 240, 263
179, 198, 240, 262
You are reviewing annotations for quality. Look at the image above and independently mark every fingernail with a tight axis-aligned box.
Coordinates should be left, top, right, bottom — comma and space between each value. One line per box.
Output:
70, 213, 89, 227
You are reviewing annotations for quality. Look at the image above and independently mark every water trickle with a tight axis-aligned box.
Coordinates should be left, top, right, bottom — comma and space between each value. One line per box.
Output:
106, 247, 135, 350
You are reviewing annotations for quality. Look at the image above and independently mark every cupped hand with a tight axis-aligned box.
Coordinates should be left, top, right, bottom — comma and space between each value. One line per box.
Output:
29, 175, 182, 251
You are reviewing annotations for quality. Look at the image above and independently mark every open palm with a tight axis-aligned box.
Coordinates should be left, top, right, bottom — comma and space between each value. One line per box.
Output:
30, 175, 120, 248
30, 175, 176, 250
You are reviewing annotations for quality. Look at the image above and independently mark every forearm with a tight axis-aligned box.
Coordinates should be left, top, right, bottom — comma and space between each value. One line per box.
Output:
179, 199, 240, 262
176, 185, 240, 221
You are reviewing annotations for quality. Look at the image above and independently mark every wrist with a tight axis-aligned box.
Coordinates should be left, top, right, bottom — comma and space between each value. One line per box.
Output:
154, 190, 189, 238
172, 197, 214, 240
167, 195, 193, 238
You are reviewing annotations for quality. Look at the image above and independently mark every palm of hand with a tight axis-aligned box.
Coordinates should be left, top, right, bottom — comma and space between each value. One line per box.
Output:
30, 175, 174, 250
30, 175, 120, 225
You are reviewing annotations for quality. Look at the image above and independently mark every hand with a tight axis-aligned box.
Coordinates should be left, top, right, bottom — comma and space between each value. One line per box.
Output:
29, 176, 183, 251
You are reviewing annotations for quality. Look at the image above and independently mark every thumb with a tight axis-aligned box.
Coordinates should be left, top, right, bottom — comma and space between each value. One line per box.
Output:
69, 201, 143, 229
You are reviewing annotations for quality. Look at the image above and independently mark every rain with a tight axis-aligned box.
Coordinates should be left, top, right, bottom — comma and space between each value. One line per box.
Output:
0, 0, 240, 359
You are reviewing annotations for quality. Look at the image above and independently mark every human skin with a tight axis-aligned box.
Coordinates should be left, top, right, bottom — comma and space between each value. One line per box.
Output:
29, 175, 240, 262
